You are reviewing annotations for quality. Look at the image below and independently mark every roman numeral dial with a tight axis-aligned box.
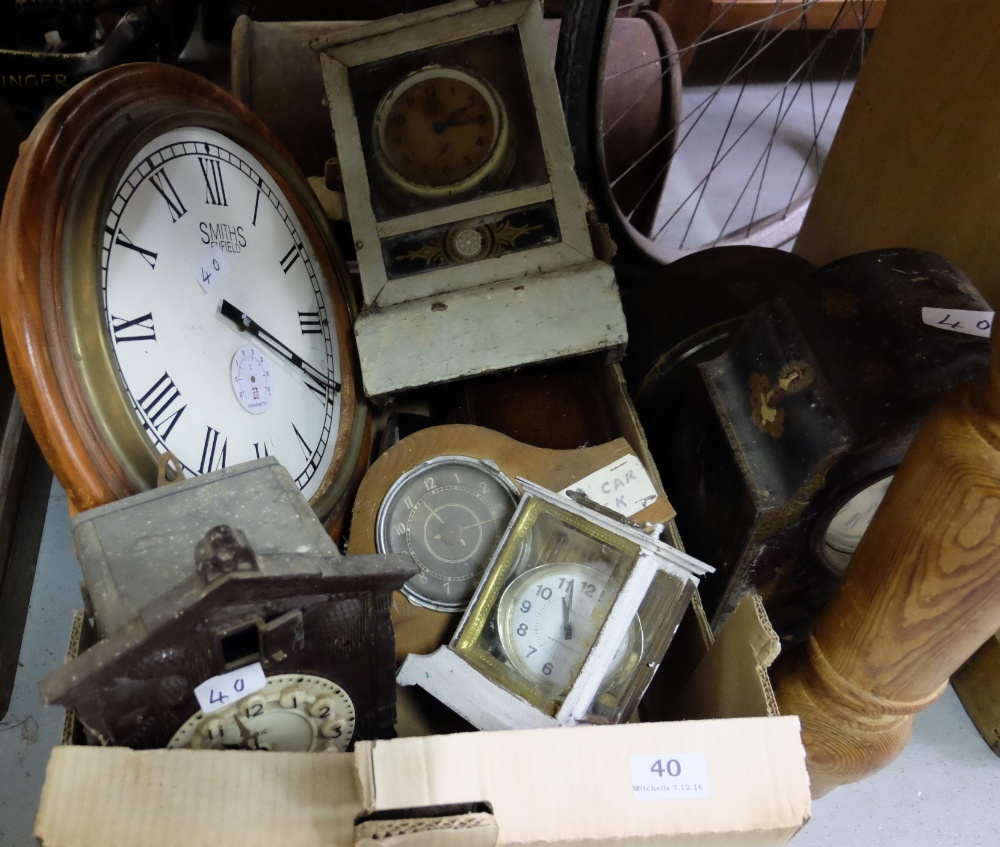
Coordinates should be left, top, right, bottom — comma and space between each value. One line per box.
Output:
101, 126, 348, 503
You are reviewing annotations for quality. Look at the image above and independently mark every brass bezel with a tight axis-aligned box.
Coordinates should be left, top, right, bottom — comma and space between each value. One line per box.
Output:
454, 495, 642, 714
0, 63, 362, 520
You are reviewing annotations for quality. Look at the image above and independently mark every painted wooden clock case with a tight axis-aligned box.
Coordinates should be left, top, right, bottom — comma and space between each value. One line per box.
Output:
0, 63, 364, 525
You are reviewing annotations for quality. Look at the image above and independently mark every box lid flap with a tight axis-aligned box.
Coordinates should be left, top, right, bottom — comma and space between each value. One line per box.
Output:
356, 716, 809, 845
35, 746, 362, 847
673, 594, 781, 721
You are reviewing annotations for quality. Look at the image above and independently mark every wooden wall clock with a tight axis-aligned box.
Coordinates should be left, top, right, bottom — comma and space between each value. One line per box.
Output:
348, 423, 675, 660
314, 0, 627, 399
0, 63, 367, 531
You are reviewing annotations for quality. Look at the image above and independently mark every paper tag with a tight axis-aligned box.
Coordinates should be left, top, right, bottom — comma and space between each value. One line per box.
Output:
922, 307, 994, 338
193, 244, 233, 294
194, 662, 267, 714
561, 454, 658, 517
630, 754, 711, 800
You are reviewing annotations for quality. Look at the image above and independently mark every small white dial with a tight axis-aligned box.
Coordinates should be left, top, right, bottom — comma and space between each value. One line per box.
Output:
820, 475, 894, 575
167, 673, 355, 752
497, 562, 642, 696
230, 343, 273, 414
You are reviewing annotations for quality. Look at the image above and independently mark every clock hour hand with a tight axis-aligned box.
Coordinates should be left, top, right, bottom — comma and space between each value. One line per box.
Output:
561, 580, 574, 640
220, 299, 340, 394
432, 107, 487, 133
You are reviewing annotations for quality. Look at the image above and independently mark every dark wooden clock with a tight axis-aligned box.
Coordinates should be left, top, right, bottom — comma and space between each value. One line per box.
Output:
39, 458, 415, 750
645, 249, 993, 639
0, 62, 367, 535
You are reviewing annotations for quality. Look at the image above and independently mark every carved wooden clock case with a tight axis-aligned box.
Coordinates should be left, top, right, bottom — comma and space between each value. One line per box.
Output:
0, 62, 368, 535
39, 459, 416, 750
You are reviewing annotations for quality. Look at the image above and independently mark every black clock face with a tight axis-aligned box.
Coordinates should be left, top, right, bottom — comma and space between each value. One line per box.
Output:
99, 126, 342, 498
376, 456, 519, 612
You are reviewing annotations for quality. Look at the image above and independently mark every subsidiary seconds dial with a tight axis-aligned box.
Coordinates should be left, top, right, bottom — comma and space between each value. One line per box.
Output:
101, 126, 342, 500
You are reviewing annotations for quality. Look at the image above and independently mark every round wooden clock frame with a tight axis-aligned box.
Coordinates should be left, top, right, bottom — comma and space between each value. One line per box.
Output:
0, 63, 364, 521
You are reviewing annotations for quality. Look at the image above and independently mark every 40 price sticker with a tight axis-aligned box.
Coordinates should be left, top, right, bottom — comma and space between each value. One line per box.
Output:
194, 662, 267, 714
630, 753, 711, 800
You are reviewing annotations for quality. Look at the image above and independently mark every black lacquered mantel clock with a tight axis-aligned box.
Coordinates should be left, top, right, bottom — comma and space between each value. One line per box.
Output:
0, 62, 365, 527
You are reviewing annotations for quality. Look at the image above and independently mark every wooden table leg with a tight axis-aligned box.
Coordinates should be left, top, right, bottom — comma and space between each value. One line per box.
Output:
774, 325, 1000, 796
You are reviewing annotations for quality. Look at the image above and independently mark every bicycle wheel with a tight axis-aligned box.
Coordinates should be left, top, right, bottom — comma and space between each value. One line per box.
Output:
556, 0, 878, 277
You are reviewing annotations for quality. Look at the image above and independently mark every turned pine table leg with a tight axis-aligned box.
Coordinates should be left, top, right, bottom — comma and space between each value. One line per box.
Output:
774, 328, 1000, 797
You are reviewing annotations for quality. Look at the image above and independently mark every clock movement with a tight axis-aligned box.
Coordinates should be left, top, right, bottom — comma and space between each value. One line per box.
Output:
39, 458, 415, 750
643, 249, 993, 638
314, 0, 627, 398
0, 62, 367, 531
348, 424, 675, 661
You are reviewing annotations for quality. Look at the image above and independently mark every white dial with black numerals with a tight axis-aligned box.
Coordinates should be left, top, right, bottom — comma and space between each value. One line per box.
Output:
497, 562, 643, 696
167, 673, 356, 752
103, 126, 341, 498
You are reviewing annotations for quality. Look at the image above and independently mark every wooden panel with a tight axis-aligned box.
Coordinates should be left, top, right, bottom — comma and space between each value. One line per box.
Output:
793, 0, 1000, 306
952, 632, 1000, 756
707, 1, 884, 31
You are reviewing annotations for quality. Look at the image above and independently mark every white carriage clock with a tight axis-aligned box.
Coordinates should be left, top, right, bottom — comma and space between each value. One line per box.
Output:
314, 0, 627, 398
396, 480, 712, 731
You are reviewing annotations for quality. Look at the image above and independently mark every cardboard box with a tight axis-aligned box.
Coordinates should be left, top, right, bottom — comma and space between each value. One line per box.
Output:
33, 596, 810, 846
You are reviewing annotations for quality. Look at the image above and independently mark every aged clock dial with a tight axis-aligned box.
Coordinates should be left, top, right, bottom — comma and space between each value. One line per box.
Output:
376, 455, 520, 612
374, 66, 511, 199
0, 63, 361, 519
816, 474, 894, 576
167, 673, 356, 752
497, 562, 643, 696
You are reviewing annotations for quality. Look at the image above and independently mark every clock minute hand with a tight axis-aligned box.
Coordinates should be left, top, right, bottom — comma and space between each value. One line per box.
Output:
220, 299, 341, 394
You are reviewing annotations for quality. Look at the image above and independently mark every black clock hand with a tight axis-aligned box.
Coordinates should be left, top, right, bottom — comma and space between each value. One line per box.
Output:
233, 714, 267, 751
220, 299, 340, 394
561, 581, 574, 640
432, 108, 487, 133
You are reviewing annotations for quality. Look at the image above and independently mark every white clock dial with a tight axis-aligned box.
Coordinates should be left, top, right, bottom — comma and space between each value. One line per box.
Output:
167, 673, 356, 752
820, 474, 894, 576
102, 126, 342, 499
497, 562, 643, 695
230, 343, 273, 415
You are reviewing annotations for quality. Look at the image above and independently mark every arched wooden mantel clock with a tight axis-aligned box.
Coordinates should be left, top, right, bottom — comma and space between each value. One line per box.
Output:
0, 63, 368, 535
348, 424, 676, 661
